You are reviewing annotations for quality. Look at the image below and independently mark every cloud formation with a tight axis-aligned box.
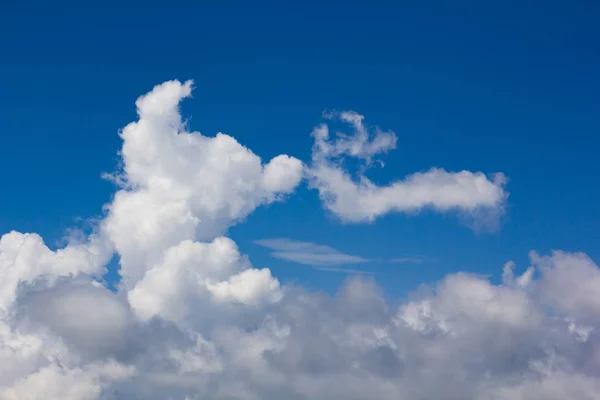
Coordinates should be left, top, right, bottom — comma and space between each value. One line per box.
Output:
308, 111, 508, 226
390, 256, 436, 264
0, 80, 598, 399
255, 238, 368, 267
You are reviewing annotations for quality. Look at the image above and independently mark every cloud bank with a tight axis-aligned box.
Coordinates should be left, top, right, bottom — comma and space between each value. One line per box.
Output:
1, 80, 598, 399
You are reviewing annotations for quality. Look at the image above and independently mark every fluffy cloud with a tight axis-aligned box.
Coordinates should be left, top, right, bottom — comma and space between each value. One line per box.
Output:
102, 80, 303, 289
0, 231, 111, 312
1, 361, 134, 400
308, 111, 508, 226
0, 80, 598, 399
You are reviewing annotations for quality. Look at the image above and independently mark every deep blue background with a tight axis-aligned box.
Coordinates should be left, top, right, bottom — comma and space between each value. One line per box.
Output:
1, 0, 599, 295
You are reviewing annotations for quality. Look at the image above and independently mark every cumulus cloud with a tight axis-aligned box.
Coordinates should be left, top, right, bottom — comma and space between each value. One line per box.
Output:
0, 80, 598, 399
308, 111, 508, 227
102, 80, 303, 289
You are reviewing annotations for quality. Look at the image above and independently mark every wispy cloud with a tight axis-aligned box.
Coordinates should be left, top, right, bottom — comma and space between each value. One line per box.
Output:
390, 256, 437, 264
254, 238, 369, 267
255, 239, 434, 271
314, 266, 374, 274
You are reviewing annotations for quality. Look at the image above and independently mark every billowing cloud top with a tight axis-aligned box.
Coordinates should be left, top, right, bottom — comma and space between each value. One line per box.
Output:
0, 80, 598, 400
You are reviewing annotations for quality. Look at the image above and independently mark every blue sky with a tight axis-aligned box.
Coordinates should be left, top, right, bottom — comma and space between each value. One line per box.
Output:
1, 0, 599, 298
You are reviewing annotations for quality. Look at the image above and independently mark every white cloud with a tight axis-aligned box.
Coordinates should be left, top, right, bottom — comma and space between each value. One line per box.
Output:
255, 238, 368, 266
313, 266, 374, 274
0, 361, 134, 400
0, 230, 112, 312
127, 237, 281, 324
390, 256, 436, 264
102, 80, 303, 289
0, 80, 598, 399
308, 111, 508, 227
531, 250, 600, 323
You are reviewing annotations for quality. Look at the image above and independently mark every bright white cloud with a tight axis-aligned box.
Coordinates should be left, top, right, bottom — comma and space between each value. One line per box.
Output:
0, 80, 598, 399
102, 80, 303, 289
127, 237, 281, 324
308, 111, 508, 227
255, 238, 368, 266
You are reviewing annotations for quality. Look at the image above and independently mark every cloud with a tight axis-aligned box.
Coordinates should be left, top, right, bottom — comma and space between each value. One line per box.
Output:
255, 238, 368, 266
308, 111, 508, 228
102, 80, 303, 288
313, 266, 374, 274
390, 256, 436, 264
0, 80, 598, 399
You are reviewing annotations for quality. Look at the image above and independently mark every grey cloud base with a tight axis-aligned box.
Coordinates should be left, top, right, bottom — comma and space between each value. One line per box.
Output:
0, 80, 598, 400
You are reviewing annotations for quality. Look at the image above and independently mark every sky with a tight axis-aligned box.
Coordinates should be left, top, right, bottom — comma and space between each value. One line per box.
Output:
0, 1, 600, 399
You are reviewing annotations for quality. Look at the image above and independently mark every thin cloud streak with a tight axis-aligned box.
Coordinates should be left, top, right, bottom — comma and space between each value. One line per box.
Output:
256, 238, 434, 268
254, 238, 368, 266
390, 256, 437, 264
314, 266, 375, 274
